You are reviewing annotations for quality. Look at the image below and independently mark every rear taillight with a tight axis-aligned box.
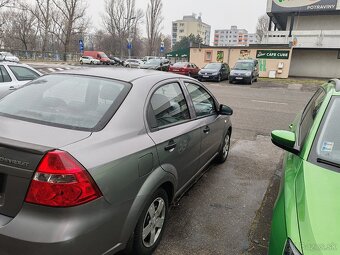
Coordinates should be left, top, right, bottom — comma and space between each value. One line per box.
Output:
25, 150, 102, 207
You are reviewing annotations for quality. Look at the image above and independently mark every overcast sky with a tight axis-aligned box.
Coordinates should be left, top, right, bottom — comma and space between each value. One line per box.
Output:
86, 0, 268, 42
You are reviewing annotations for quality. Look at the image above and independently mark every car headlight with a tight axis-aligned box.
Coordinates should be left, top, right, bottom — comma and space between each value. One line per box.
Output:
246, 71, 252, 76
284, 239, 302, 255
230, 71, 235, 75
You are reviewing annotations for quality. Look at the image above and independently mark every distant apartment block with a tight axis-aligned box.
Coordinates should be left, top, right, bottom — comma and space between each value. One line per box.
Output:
172, 14, 211, 46
214, 26, 258, 46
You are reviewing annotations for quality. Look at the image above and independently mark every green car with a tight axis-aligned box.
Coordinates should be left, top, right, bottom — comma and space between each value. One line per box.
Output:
269, 79, 340, 255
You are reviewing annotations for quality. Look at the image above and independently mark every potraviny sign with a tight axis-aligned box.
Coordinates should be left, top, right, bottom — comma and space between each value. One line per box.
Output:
256, 50, 290, 59
272, 0, 338, 12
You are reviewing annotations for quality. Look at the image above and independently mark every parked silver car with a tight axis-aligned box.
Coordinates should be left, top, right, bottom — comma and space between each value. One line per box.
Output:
0, 68, 232, 255
124, 59, 143, 68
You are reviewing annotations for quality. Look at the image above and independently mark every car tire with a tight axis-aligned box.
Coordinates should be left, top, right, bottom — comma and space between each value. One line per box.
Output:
90, 61, 93, 65
80, 61, 83, 65
254, 77, 258, 82
229, 80, 233, 84
133, 188, 168, 255
248, 78, 253, 85
215, 131, 231, 164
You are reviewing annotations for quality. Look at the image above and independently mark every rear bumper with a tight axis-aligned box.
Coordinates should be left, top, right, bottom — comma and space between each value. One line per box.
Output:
0, 198, 132, 255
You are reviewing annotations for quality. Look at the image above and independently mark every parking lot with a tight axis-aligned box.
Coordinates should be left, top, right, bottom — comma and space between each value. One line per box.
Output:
153, 79, 318, 254
26, 64, 321, 254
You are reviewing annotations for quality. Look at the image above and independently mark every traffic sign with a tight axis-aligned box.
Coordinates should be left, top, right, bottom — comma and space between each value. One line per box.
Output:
79, 40, 84, 52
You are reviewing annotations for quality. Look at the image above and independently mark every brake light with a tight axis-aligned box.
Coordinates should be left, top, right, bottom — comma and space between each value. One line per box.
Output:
25, 150, 102, 207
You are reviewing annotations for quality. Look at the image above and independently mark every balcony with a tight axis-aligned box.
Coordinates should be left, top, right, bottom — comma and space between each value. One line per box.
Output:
262, 30, 340, 48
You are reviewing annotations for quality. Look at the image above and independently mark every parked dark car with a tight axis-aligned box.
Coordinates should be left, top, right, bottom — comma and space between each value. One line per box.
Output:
229, 59, 259, 85
0, 68, 232, 255
140, 58, 170, 71
198, 62, 230, 82
168, 62, 200, 77
109, 56, 124, 66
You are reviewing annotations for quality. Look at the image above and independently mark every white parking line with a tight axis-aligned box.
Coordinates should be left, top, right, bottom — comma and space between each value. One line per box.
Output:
56, 68, 64, 71
251, 100, 288, 105
48, 68, 56, 72
38, 69, 47, 74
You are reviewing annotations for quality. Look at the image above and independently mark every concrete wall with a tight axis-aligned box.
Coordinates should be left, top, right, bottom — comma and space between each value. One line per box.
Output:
290, 49, 340, 78
293, 15, 340, 30
190, 47, 292, 78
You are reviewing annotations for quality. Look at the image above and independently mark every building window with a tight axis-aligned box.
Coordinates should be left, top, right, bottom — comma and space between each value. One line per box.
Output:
205, 51, 213, 62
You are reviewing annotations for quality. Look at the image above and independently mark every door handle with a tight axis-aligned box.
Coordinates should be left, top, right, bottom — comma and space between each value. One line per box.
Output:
164, 140, 177, 152
203, 126, 210, 134
9, 86, 15, 90
289, 123, 293, 130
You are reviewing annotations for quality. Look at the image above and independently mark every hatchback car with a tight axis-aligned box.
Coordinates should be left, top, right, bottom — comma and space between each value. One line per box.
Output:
0, 68, 233, 255
269, 79, 340, 255
79, 56, 101, 65
229, 59, 259, 85
140, 59, 170, 71
168, 62, 200, 77
0, 61, 41, 98
198, 62, 230, 82
124, 59, 143, 68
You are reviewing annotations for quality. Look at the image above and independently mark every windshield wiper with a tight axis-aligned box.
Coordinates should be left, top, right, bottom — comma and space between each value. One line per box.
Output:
317, 158, 340, 168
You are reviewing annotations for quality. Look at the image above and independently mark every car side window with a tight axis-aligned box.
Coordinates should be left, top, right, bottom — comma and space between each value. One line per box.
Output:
185, 82, 217, 117
8, 66, 39, 81
150, 82, 190, 128
0, 66, 12, 83
299, 88, 326, 146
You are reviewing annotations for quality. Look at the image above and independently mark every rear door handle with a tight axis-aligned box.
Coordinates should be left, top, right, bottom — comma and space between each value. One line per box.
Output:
203, 126, 210, 134
164, 140, 177, 152
9, 86, 15, 90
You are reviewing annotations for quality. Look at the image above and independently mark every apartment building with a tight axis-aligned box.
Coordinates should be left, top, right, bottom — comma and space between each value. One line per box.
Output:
214, 26, 258, 46
172, 14, 211, 46
264, 0, 340, 78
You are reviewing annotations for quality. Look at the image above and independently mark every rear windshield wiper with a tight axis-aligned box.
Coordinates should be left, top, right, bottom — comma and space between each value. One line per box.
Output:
317, 158, 340, 168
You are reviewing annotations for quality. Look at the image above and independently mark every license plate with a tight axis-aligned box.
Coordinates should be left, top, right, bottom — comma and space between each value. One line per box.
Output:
203, 75, 209, 78
236, 77, 243, 80
173, 69, 179, 72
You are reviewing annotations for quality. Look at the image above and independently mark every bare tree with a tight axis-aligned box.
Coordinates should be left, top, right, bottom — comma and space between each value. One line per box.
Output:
146, 0, 163, 55
51, 0, 88, 59
103, 0, 143, 57
0, 0, 15, 9
256, 14, 269, 43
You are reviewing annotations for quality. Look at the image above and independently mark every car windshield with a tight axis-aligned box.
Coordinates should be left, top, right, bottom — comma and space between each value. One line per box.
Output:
173, 63, 187, 67
146, 59, 160, 65
203, 63, 221, 70
234, 62, 254, 70
316, 97, 340, 166
0, 74, 129, 131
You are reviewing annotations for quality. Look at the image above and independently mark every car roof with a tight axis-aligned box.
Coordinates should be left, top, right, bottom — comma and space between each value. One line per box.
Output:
56, 67, 180, 83
236, 59, 256, 62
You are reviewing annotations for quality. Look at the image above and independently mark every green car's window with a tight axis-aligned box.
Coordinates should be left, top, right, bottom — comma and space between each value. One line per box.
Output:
150, 82, 190, 128
185, 82, 217, 118
299, 88, 326, 147
313, 97, 340, 168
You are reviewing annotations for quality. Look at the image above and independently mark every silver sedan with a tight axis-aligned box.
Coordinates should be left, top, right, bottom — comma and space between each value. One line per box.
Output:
0, 68, 232, 255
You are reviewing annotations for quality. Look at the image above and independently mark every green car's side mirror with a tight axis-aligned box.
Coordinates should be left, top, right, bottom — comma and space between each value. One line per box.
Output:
271, 130, 299, 154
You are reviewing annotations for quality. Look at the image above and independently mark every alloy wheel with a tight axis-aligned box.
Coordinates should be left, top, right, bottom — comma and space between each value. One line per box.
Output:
142, 197, 166, 248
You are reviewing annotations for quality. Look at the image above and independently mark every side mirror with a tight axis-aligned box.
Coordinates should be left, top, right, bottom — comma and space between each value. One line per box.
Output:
271, 130, 299, 154
219, 104, 233, 116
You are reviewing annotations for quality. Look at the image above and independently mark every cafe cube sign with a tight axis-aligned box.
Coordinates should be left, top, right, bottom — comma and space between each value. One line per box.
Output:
256, 50, 290, 59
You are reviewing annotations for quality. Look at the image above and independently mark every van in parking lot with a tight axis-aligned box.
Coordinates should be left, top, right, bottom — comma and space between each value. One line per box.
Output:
83, 51, 111, 65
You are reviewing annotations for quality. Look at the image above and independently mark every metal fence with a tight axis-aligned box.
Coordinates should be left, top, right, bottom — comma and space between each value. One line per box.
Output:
1, 49, 81, 62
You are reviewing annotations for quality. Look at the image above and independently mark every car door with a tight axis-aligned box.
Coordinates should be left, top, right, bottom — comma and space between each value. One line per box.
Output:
183, 81, 226, 168
221, 64, 228, 79
146, 80, 202, 189
0, 65, 15, 97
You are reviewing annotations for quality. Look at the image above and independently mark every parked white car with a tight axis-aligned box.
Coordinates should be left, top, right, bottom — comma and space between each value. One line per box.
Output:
0, 52, 19, 63
124, 59, 143, 68
0, 61, 41, 98
79, 56, 101, 65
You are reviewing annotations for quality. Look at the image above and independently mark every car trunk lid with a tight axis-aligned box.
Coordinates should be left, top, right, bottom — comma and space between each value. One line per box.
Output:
0, 116, 91, 219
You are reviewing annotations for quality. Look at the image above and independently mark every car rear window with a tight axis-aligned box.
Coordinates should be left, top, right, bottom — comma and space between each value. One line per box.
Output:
0, 74, 131, 131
